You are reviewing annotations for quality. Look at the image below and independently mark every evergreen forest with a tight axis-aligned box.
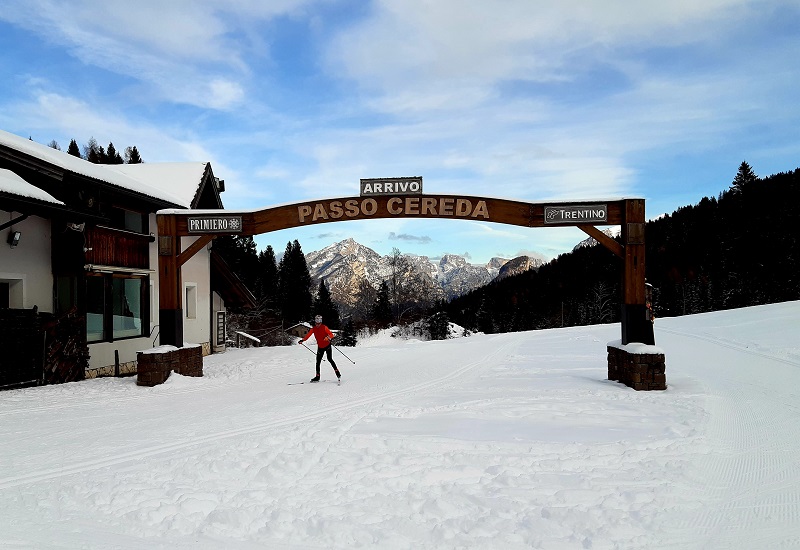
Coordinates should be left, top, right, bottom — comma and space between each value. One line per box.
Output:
445, 163, 800, 334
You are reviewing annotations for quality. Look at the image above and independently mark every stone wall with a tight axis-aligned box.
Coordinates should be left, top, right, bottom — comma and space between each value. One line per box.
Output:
607, 343, 666, 391
86, 341, 209, 380
136, 344, 203, 387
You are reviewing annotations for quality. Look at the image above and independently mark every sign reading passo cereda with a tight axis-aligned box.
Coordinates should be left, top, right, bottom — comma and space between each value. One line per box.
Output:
544, 205, 607, 224
187, 216, 243, 233
360, 177, 422, 196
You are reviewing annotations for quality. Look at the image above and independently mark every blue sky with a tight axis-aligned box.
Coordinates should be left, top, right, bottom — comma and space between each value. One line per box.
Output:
2, 0, 799, 264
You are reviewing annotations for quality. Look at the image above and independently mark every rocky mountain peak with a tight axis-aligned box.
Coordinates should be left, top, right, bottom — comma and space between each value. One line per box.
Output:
305, 239, 540, 306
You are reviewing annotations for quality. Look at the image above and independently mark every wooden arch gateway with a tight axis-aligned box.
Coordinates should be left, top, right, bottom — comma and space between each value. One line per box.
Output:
157, 191, 655, 355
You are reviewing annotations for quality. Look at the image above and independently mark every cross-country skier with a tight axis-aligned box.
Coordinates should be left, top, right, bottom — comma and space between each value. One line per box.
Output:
298, 315, 341, 382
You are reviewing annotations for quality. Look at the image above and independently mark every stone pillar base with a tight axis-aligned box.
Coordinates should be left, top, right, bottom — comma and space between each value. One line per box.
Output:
607, 342, 666, 391
136, 344, 203, 386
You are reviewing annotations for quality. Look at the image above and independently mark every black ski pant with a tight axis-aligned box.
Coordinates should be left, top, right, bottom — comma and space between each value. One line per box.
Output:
315, 346, 339, 376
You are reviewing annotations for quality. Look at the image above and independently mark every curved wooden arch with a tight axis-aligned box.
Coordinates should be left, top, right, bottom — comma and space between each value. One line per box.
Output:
167, 195, 626, 235
157, 195, 653, 348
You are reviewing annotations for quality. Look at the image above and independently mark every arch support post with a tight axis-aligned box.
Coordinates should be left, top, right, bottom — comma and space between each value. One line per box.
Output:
157, 214, 183, 348
620, 199, 654, 345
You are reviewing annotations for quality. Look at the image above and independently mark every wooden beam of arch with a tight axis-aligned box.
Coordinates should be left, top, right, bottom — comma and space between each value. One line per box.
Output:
166, 195, 629, 236
177, 234, 215, 267
578, 224, 624, 258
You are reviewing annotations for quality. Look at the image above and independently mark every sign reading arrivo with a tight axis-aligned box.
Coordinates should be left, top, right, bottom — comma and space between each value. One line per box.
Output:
544, 204, 607, 224
360, 177, 423, 196
187, 215, 243, 233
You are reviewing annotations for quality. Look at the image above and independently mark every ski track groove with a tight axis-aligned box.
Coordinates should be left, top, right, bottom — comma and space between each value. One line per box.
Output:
661, 326, 800, 546
0, 364, 311, 418
657, 325, 800, 368
0, 339, 514, 491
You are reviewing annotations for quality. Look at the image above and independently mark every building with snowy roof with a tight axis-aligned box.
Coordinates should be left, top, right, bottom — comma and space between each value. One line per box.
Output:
0, 129, 254, 388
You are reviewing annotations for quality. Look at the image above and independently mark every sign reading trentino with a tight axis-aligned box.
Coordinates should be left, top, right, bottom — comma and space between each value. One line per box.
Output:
361, 177, 422, 196
187, 216, 243, 233
544, 205, 608, 224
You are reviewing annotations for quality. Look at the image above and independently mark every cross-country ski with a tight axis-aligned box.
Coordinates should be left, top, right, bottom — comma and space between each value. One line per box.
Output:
287, 379, 341, 385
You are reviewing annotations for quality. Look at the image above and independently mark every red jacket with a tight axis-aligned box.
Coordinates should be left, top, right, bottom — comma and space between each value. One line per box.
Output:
301, 324, 334, 348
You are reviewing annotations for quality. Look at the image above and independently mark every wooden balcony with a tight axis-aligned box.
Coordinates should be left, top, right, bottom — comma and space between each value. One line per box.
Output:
84, 225, 152, 270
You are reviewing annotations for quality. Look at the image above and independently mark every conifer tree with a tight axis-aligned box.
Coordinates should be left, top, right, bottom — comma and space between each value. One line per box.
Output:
338, 320, 358, 346
124, 145, 143, 164
731, 161, 757, 194
257, 245, 279, 308
427, 311, 450, 340
372, 281, 392, 328
106, 142, 124, 164
313, 279, 341, 328
84, 138, 105, 163
67, 139, 81, 158
278, 240, 313, 324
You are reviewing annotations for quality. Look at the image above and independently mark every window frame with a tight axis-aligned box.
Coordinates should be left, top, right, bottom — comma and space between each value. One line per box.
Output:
85, 272, 150, 343
184, 282, 198, 320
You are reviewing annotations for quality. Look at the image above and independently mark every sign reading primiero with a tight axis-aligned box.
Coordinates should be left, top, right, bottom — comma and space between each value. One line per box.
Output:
361, 177, 422, 196
544, 204, 607, 224
187, 216, 243, 233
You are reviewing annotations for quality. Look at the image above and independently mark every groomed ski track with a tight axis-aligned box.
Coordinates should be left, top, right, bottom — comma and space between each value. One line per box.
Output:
0, 335, 514, 491
1, 301, 799, 548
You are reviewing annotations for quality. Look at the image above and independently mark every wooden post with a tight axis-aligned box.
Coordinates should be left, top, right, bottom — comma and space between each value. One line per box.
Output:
157, 214, 183, 348
620, 199, 654, 345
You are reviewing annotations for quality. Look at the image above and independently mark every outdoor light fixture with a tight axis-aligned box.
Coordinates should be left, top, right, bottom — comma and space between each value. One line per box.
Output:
7, 230, 20, 248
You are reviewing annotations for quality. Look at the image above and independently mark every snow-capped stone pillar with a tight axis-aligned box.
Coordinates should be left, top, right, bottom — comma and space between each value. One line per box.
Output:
607, 342, 666, 390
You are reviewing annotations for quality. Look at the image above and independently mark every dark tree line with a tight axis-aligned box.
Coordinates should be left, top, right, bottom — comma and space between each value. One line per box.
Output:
49, 137, 143, 164
445, 162, 800, 333
214, 237, 360, 345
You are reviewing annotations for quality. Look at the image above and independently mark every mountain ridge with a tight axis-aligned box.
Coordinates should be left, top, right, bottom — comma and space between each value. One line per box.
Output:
305, 238, 544, 306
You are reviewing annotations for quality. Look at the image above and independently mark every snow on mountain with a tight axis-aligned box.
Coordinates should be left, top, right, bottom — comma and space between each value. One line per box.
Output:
572, 227, 621, 252
305, 239, 538, 304
304, 239, 387, 306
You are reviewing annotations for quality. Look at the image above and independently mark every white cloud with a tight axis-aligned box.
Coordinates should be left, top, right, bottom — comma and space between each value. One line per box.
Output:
207, 79, 246, 109
0, 0, 320, 110
326, 0, 757, 92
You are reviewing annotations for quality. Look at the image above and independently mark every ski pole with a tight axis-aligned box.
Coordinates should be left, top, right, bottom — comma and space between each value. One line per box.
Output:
331, 343, 356, 364
299, 341, 326, 362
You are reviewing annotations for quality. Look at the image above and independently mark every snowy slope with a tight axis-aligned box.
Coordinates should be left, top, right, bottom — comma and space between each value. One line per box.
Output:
1, 302, 799, 548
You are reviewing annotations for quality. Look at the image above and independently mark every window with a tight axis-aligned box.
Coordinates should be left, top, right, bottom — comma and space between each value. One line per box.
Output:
108, 206, 147, 234
55, 275, 78, 315
113, 277, 144, 338
0, 278, 23, 308
185, 283, 197, 319
86, 276, 106, 341
86, 274, 148, 342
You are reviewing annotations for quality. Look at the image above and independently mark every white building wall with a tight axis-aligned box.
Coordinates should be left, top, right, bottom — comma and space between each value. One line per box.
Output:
181, 235, 212, 356
0, 211, 53, 312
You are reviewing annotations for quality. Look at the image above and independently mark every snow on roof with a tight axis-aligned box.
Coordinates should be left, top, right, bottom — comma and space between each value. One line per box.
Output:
106, 162, 210, 209
0, 168, 64, 205
0, 129, 197, 208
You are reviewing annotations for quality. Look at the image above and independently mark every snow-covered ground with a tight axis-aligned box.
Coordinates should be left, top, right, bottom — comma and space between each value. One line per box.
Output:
1, 302, 799, 549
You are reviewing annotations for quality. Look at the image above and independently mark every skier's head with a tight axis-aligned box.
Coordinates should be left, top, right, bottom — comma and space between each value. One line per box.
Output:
314, 315, 322, 324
